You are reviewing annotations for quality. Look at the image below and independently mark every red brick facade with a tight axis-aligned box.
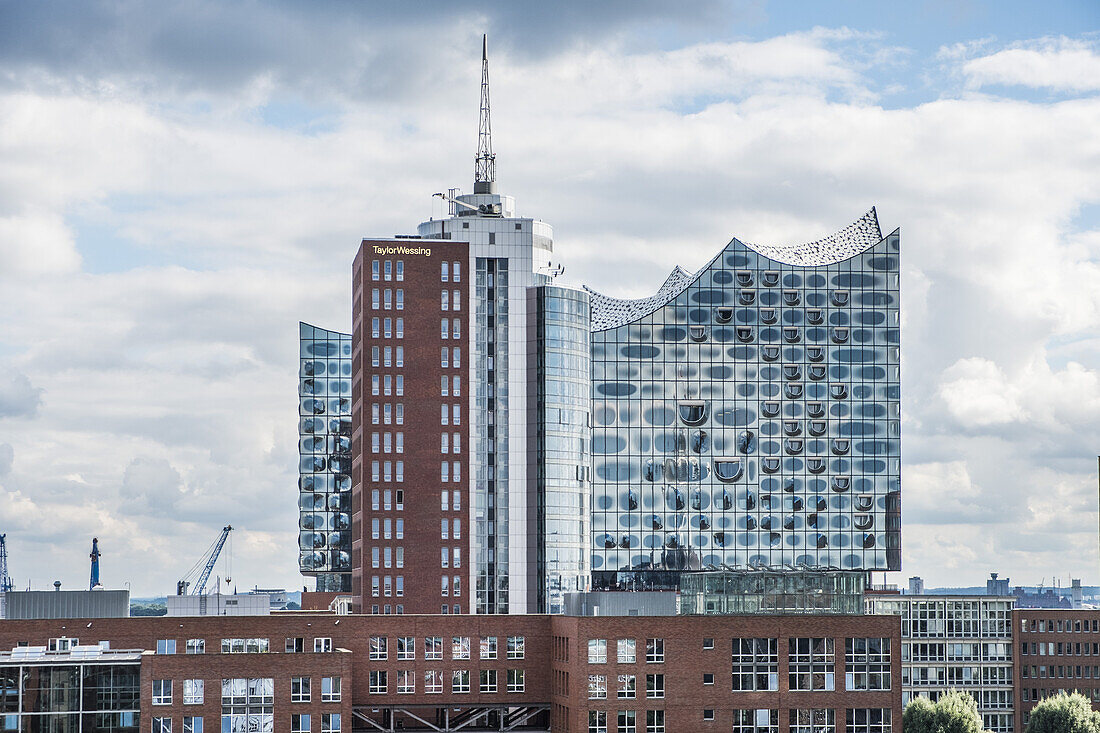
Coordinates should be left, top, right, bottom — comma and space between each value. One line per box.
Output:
352, 239, 470, 615
1014, 609, 1100, 730
0, 611, 902, 732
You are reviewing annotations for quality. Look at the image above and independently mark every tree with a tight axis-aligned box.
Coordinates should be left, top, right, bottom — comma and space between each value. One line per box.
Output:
1027, 693, 1100, 733
903, 690, 982, 733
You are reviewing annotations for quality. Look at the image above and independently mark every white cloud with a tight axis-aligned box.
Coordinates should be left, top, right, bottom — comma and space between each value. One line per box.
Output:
938, 358, 1024, 427
957, 37, 1100, 93
0, 371, 43, 418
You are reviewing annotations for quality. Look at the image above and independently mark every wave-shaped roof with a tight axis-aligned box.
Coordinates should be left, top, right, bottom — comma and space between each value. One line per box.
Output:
586, 208, 882, 331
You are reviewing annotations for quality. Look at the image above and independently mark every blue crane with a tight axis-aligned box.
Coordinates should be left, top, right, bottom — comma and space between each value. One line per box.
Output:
176, 525, 233, 596
89, 537, 101, 590
0, 534, 13, 593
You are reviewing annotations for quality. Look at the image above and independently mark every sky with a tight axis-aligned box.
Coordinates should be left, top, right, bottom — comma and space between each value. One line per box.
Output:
1, 0, 1099, 596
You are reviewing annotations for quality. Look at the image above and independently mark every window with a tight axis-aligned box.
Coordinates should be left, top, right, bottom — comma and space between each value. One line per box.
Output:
441, 404, 449, 425
617, 673, 636, 698
846, 638, 891, 691
157, 639, 176, 655
733, 710, 778, 733
481, 636, 498, 659
184, 679, 204, 704
442, 291, 449, 310
791, 710, 835, 733
371, 317, 380, 338
371, 288, 380, 308
646, 673, 664, 698
396, 670, 415, 694
703, 638, 714, 650
452, 670, 471, 693
646, 710, 665, 733
314, 637, 332, 653
507, 669, 525, 693
441, 433, 449, 454
703, 673, 714, 685
846, 709, 891, 733
703, 710, 715, 722
369, 636, 387, 660
441, 347, 449, 367
396, 261, 404, 281
152, 718, 172, 733
426, 636, 443, 660
442, 262, 449, 281
508, 636, 525, 659
395, 347, 403, 367
588, 674, 607, 699
619, 710, 637, 733
453, 376, 461, 395
733, 638, 779, 691
183, 717, 203, 733
441, 318, 449, 339
618, 639, 636, 663
291, 677, 311, 703
152, 679, 173, 705
383, 288, 391, 309
588, 639, 607, 664
789, 638, 835, 691
186, 638, 205, 654
646, 638, 664, 663
453, 348, 461, 368
396, 289, 403, 309
480, 669, 498, 693
321, 713, 341, 733
588, 711, 607, 733
291, 714, 310, 733
453, 290, 461, 310
368, 671, 386, 694
441, 376, 449, 396
424, 670, 444, 694
452, 319, 460, 339
396, 318, 404, 338
453, 262, 461, 281
453, 636, 471, 660
395, 518, 404, 538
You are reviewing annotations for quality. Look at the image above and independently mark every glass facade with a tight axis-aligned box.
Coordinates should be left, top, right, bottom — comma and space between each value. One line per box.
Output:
679, 570, 866, 615
474, 259, 511, 613
0, 659, 139, 732
529, 286, 591, 613
588, 212, 900, 588
299, 322, 353, 592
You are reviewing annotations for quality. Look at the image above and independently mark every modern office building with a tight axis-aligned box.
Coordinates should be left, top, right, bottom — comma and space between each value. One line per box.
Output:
298, 323, 353, 593
587, 212, 901, 590
343, 41, 587, 615
866, 593, 1016, 732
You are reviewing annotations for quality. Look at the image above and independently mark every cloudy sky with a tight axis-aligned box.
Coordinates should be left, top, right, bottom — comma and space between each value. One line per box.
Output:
1, 1, 1099, 596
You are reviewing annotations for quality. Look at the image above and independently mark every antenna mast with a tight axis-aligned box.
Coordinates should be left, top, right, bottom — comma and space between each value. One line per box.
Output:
474, 34, 496, 194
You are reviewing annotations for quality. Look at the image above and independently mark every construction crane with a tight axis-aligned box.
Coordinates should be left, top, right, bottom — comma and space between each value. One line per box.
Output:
176, 525, 233, 596
0, 534, 12, 593
89, 537, 102, 590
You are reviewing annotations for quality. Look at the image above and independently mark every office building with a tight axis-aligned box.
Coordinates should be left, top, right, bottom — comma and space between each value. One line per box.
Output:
588, 212, 901, 590
866, 593, 1016, 732
1015, 608, 1100, 730
343, 41, 587, 616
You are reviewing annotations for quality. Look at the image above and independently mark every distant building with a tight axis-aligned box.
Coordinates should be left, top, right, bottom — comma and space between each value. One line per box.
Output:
909, 576, 925, 595
988, 573, 1010, 596
1015, 608, 1100, 730
165, 593, 269, 617
2, 588, 129, 619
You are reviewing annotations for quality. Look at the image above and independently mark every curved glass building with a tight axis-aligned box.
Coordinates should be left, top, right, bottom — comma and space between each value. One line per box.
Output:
527, 285, 591, 613
298, 322, 353, 592
586, 210, 900, 589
